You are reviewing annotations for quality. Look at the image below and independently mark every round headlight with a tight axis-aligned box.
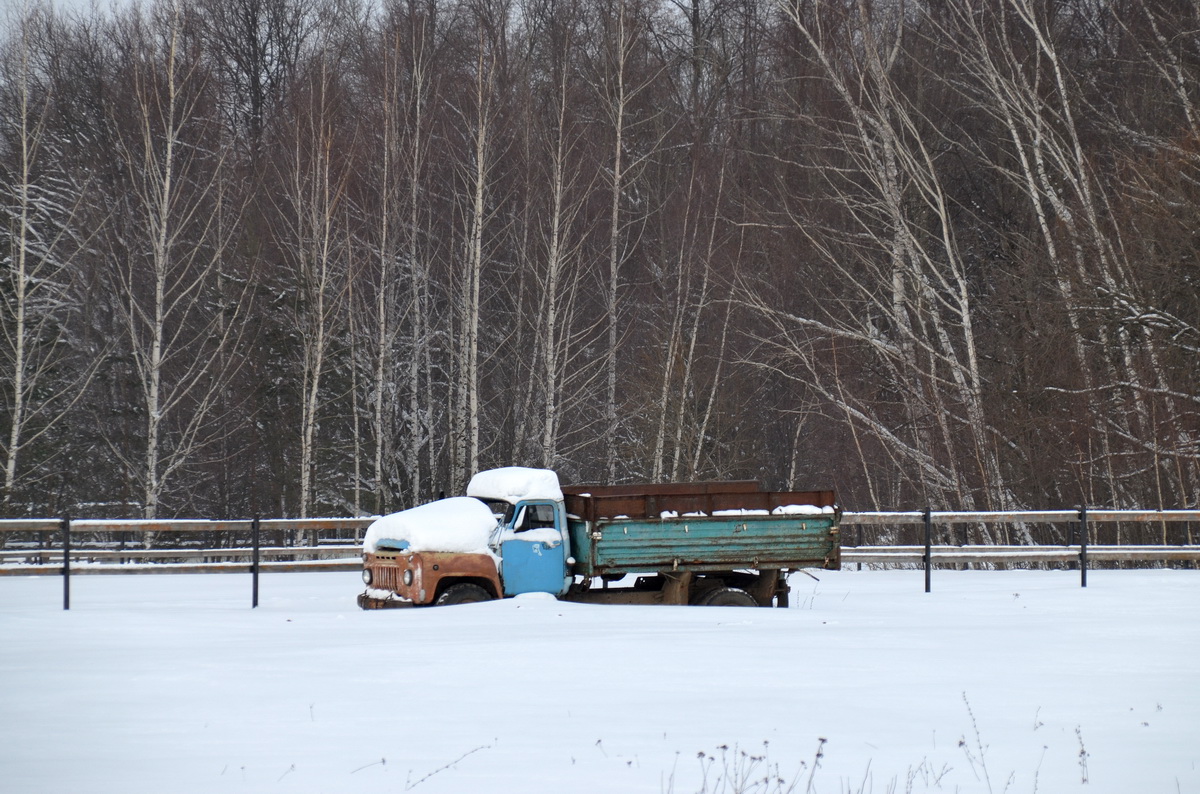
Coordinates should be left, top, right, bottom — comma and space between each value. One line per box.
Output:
361, 568, 373, 585
403, 569, 413, 586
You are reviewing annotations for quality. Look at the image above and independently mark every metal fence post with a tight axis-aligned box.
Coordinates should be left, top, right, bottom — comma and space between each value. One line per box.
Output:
252, 515, 261, 608
62, 514, 71, 610
1079, 505, 1088, 588
923, 507, 932, 593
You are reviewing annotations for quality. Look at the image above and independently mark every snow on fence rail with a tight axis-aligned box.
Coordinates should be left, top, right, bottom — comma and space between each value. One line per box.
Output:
0, 510, 1197, 607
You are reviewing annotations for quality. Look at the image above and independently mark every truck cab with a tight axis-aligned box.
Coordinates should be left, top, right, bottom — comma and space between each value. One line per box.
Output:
358, 467, 572, 608
492, 499, 571, 597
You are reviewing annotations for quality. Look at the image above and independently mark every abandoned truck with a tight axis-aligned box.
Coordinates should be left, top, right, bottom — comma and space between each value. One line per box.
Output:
357, 467, 840, 609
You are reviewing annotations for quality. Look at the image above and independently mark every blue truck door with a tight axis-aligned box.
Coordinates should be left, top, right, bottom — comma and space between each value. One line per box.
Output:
500, 501, 570, 596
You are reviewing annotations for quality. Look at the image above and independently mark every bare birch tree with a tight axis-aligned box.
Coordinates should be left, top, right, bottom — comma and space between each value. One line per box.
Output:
0, 1, 99, 511
395, 0, 444, 505
512, 0, 598, 469
448, 3, 510, 489
646, 0, 746, 481
104, 0, 249, 521
589, 0, 667, 480
353, 14, 407, 514
752, 0, 1019, 526
937, 0, 1198, 514
275, 49, 353, 520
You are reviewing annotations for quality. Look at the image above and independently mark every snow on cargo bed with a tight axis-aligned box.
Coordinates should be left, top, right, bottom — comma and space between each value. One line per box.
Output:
658, 505, 837, 519
467, 467, 563, 504
773, 504, 837, 515
363, 497, 498, 555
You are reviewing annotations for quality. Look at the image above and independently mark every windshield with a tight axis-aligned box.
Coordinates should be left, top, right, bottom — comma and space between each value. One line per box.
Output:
475, 498, 514, 525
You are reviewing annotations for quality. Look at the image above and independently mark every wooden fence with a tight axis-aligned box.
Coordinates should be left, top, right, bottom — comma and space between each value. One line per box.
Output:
1, 509, 1197, 606
839, 508, 1200, 591
0, 517, 372, 608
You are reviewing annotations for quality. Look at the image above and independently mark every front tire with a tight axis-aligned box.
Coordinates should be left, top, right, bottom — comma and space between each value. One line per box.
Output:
696, 587, 759, 607
435, 583, 493, 606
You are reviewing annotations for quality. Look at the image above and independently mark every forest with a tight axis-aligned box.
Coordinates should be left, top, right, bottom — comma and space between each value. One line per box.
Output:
1, 0, 1197, 523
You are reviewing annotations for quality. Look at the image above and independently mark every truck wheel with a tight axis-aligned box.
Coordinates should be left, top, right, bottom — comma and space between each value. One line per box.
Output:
435, 583, 493, 606
689, 584, 722, 605
697, 587, 758, 607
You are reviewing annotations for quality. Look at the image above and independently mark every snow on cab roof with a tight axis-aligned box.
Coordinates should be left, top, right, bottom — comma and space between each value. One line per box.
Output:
466, 467, 563, 504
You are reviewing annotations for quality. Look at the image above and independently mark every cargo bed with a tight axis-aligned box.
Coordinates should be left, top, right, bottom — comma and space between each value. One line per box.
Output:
563, 483, 840, 577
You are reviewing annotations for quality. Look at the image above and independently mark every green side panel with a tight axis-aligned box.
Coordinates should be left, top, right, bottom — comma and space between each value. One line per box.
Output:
566, 516, 839, 576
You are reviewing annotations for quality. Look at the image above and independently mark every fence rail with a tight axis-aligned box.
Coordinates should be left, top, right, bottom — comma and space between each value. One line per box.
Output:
842, 544, 1200, 564
841, 507, 1200, 591
1, 559, 360, 576
0, 544, 362, 563
0, 518, 374, 533
0, 516, 374, 608
841, 509, 1200, 524
0, 545, 362, 574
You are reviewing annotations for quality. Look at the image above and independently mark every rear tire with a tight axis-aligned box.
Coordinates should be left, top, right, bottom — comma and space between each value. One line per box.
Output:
696, 587, 759, 607
689, 582, 722, 605
435, 583, 493, 606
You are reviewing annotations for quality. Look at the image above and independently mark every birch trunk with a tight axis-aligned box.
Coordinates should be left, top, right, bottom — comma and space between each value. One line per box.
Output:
2, 12, 35, 505
0, 4, 65, 507
539, 93, 570, 467
453, 31, 495, 489
405, 1, 437, 502
280, 55, 347, 526
603, 0, 630, 482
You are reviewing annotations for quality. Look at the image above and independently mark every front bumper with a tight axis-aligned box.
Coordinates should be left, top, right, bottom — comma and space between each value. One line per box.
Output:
357, 590, 413, 609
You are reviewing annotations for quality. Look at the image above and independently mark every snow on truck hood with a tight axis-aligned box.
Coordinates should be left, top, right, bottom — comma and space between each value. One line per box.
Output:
362, 497, 498, 555
466, 467, 563, 504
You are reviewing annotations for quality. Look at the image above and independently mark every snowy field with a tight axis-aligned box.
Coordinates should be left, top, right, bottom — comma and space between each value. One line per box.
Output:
1, 568, 1196, 794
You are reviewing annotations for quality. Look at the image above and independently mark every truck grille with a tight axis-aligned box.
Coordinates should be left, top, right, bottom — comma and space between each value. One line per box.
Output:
366, 555, 405, 591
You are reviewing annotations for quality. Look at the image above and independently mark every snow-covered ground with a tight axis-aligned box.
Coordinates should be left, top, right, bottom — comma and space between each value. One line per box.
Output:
1, 568, 1196, 793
